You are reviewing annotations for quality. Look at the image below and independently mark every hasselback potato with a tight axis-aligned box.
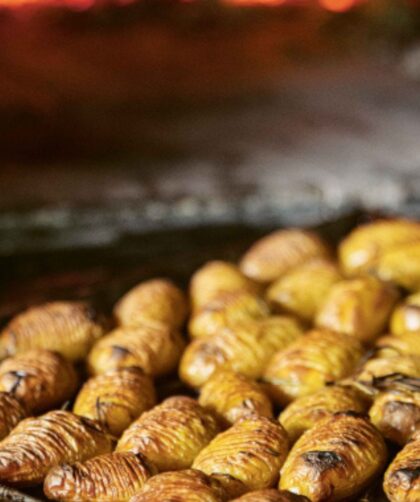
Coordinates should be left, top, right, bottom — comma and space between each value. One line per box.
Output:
376, 332, 420, 358
0, 410, 112, 486
0, 302, 105, 362
192, 416, 289, 492
383, 429, 420, 502
391, 293, 420, 336
279, 385, 368, 443
0, 392, 26, 440
117, 396, 220, 471
315, 275, 398, 344
231, 489, 309, 502
73, 367, 156, 437
114, 278, 188, 330
0, 349, 78, 414
356, 354, 420, 384
263, 329, 363, 406
88, 324, 185, 377
266, 258, 341, 322
44, 451, 157, 502
199, 369, 273, 425
280, 412, 387, 501
180, 316, 303, 388
376, 241, 420, 291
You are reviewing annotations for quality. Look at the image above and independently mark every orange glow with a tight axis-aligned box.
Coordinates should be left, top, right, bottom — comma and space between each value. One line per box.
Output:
318, 0, 357, 11
226, 0, 286, 5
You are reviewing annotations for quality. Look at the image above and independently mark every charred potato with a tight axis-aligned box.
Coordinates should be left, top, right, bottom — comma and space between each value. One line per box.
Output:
231, 489, 310, 502
0, 302, 105, 361
263, 329, 363, 406
383, 429, 420, 502
0, 392, 26, 440
280, 413, 387, 501
240, 229, 330, 284
267, 259, 341, 322
0, 410, 112, 486
315, 275, 398, 344
338, 218, 420, 276
44, 451, 157, 502
192, 416, 289, 492
88, 324, 185, 377
376, 241, 420, 291
391, 293, 420, 336
73, 367, 156, 437
180, 316, 303, 388
117, 396, 220, 471
279, 385, 368, 443
114, 278, 188, 330
199, 369, 273, 425
0, 349, 78, 414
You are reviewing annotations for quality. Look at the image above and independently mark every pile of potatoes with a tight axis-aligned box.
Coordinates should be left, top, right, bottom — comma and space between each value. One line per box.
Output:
0, 218, 419, 501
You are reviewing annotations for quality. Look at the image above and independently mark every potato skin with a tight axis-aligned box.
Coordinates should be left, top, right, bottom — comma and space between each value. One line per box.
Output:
192, 416, 289, 492
117, 396, 220, 471
199, 369, 273, 425
376, 241, 420, 291
338, 218, 420, 276
44, 451, 157, 502
315, 275, 398, 344
231, 489, 309, 502
267, 259, 341, 322
0, 349, 78, 414
263, 329, 363, 406
130, 469, 227, 502
88, 324, 185, 377
279, 385, 368, 443
180, 316, 303, 388
73, 367, 156, 437
0, 392, 26, 440
0, 302, 105, 362
391, 293, 420, 336
114, 278, 188, 330
0, 410, 112, 486
384, 429, 420, 502
280, 413, 387, 501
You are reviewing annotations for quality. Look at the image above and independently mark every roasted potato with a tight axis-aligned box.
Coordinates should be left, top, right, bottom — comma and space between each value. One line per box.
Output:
231, 489, 309, 502
130, 469, 228, 502
44, 451, 157, 502
279, 385, 368, 443
376, 241, 420, 291
356, 354, 420, 384
73, 367, 156, 437
180, 316, 303, 388
0, 410, 112, 486
0, 302, 105, 362
114, 278, 188, 330
263, 329, 363, 406
338, 218, 420, 276
117, 396, 220, 471
267, 259, 341, 322
376, 332, 420, 358
199, 369, 273, 425
189, 290, 269, 339
280, 412, 388, 501
315, 275, 398, 344
240, 229, 330, 284
88, 324, 185, 377
391, 293, 420, 336
0, 349, 78, 414
383, 429, 420, 502
0, 392, 26, 440
192, 416, 289, 492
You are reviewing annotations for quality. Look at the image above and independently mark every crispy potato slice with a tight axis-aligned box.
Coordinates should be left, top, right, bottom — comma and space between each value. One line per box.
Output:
0, 392, 26, 440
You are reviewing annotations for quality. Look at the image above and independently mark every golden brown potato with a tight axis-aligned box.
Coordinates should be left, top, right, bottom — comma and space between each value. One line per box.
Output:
279, 385, 368, 443
114, 278, 188, 330
0, 410, 112, 486
0, 392, 26, 440
240, 229, 330, 284
263, 329, 363, 406
199, 369, 273, 426
338, 218, 420, 276
88, 324, 185, 377
0, 349, 78, 414
0, 302, 105, 362
190, 261, 260, 312
180, 316, 303, 388
315, 275, 398, 344
376, 332, 420, 358
44, 451, 157, 502
383, 429, 420, 502
231, 489, 309, 502
73, 367, 156, 437
267, 259, 341, 322
356, 354, 420, 384
189, 290, 269, 339
376, 241, 420, 291
391, 293, 420, 336
117, 396, 220, 471
130, 469, 228, 502
280, 413, 387, 501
